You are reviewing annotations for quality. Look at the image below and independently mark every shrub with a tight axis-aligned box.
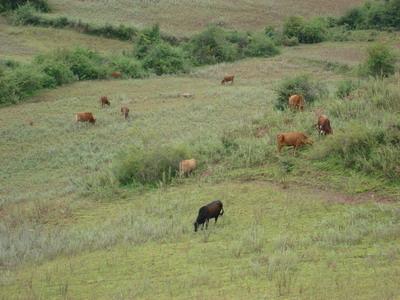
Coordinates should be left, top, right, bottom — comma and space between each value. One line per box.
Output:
134, 24, 162, 59
109, 56, 147, 78
12, 3, 42, 25
362, 44, 396, 78
274, 75, 325, 110
60, 48, 109, 80
113, 145, 190, 186
185, 26, 239, 65
245, 34, 280, 57
34, 55, 76, 86
283, 16, 327, 44
299, 18, 327, 43
8, 64, 54, 95
336, 80, 359, 99
283, 16, 305, 40
142, 42, 188, 75
0, 0, 50, 12
338, 7, 366, 29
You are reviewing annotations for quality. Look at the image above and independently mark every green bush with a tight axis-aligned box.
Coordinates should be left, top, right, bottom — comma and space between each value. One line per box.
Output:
274, 75, 325, 110
61, 48, 109, 80
113, 145, 190, 186
280, 36, 299, 47
134, 24, 162, 59
185, 26, 239, 65
338, 0, 400, 30
34, 55, 76, 86
0, 0, 50, 12
283, 16, 305, 40
12, 3, 42, 25
362, 44, 396, 78
300, 18, 327, 43
336, 80, 359, 99
142, 42, 188, 75
109, 56, 147, 78
245, 34, 280, 57
283, 16, 327, 44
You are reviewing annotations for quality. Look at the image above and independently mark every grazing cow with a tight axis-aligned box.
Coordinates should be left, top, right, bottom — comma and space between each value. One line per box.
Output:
221, 75, 234, 85
277, 132, 313, 154
75, 112, 96, 124
111, 71, 122, 79
179, 159, 197, 177
316, 114, 333, 135
100, 96, 110, 108
120, 106, 129, 120
288, 94, 305, 111
194, 200, 224, 232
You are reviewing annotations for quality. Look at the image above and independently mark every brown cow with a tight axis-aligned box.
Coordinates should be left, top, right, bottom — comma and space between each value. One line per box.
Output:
316, 114, 333, 135
179, 159, 197, 176
75, 112, 96, 124
100, 96, 110, 108
288, 94, 305, 111
111, 71, 122, 79
121, 106, 129, 120
221, 75, 234, 85
277, 132, 313, 154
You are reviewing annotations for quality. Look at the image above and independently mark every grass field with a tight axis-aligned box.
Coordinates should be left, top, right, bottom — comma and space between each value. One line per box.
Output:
46, 0, 365, 36
0, 17, 132, 62
1, 1, 400, 299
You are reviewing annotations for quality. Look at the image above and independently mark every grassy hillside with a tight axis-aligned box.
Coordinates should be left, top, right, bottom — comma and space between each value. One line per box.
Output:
46, 0, 365, 36
0, 17, 132, 62
1, 1, 400, 299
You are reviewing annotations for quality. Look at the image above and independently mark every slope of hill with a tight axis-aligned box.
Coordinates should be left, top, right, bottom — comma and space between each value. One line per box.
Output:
47, 0, 364, 36
1, 1, 400, 299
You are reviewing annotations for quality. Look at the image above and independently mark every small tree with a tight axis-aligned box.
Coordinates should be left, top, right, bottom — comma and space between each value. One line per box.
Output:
364, 44, 396, 78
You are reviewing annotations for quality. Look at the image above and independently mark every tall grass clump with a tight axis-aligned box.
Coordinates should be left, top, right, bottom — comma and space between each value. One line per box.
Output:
361, 44, 396, 78
311, 122, 400, 182
336, 80, 359, 99
274, 75, 326, 110
113, 145, 190, 186
0, 0, 50, 12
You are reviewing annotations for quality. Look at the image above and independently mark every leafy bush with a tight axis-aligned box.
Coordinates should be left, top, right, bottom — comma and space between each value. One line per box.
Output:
113, 145, 190, 186
142, 42, 188, 75
280, 36, 299, 47
274, 75, 326, 110
0, 0, 50, 12
34, 55, 76, 86
283, 16, 327, 44
336, 80, 359, 99
362, 44, 396, 78
60, 48, 109, 80
185, 26, 239, 65
283, 16, 305, 40
245, 34, 280, 57
283, 16, 328, 44
300, 18, 327, 43
134, 24, 162, 59
12, 3, 42, 25
109, 56, 147, 78
338, 0, 400, 30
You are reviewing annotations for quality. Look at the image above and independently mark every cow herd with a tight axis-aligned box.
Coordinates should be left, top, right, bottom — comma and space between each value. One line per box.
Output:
75, 95, 130, 125
73, 74, 333, 232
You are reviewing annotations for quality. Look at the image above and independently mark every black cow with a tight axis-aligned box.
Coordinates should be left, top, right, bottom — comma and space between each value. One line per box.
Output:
194, 200, 224, 232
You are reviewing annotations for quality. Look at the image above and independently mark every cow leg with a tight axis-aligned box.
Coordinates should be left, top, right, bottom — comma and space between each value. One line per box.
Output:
215, 215, 219, 223
201, 223, 204, 230
205, 219, 209, 230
